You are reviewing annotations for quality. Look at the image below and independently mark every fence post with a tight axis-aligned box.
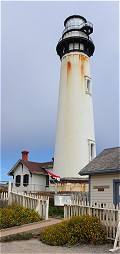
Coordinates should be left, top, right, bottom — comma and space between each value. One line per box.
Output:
8, 181, 12, 205
45, 197, 49, 220
36, 199, 41, 216
8, 181, 12, 195
109, 209, 120, 252
64, 205, 67, 219
23, 196, 25, 207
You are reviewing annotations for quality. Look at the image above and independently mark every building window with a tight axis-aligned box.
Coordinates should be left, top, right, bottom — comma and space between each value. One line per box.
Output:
46, 175, 49, 187
15, 175, 21, 187
88, 139, 96, 161
23, 174, 29, 187
85, 76, 92, 95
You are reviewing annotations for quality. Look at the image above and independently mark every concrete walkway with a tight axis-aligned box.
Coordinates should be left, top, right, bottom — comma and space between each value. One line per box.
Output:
0, 218, 62, 238
1, 239, 118, 254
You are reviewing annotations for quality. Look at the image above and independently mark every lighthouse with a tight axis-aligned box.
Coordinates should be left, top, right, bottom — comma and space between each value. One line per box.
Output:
53, 15, 96, 178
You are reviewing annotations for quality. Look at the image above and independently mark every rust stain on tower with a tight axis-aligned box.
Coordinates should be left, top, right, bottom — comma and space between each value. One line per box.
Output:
67, 61, 72, 82
79, 54, 88, 79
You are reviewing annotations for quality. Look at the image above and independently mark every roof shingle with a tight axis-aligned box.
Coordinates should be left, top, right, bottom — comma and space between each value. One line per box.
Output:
79, 147, 120, 175
8, 160, 53, 175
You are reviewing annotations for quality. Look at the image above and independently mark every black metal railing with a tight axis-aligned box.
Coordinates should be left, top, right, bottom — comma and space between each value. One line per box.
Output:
62, 21, 93, 36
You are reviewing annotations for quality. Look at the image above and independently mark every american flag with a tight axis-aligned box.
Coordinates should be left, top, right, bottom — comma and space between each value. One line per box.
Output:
45, 170, 60, 182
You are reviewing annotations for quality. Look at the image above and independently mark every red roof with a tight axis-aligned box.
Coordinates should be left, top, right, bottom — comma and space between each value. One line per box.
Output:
21, 160, 53, 174
8, 160, 53, 175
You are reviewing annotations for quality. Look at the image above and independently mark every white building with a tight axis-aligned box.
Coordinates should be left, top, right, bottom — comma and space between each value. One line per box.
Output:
7, 151, 89, 193
8, 151, 54, 192
53, 15, 96, 178
79, 147, 120, 206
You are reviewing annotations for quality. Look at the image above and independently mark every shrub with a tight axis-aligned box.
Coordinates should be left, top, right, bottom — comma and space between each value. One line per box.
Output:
39, 215, 106, 246
0, 204, 42, 229
49, 197, 64, 218
39, 220, 69, 246
0, 200, 8, 208
49, 206, 64, 218
0, 233, 33, 242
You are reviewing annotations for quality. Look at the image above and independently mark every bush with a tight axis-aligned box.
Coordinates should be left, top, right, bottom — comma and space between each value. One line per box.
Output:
0, 204, 42, 229
0, 233, 33, 242
39, 215, 106, 246
0, 200, 8, 208
49, 197, 64, 218
49, 206, 64, 218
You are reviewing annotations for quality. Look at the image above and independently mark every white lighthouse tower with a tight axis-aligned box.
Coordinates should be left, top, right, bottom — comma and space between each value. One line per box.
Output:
53, 15, 96, 178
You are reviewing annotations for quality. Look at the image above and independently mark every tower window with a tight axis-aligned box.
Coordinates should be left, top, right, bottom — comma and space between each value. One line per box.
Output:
69, 43, 73, 50
85, 76, 92, 95
23, 174, 29, 187
80, 43, 84, 50
74, 43, 79, 49
88, 139, 95, 161
15, 175, 21, 187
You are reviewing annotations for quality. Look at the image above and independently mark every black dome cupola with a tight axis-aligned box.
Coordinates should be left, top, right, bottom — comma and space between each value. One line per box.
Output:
56, 15, 95, 59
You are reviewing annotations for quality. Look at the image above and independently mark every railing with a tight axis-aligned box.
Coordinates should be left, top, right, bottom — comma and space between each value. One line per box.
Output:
62, 22, 93, 36
9, 191, 49, 220
58, 35, 93, 44
0, 182, 49, 220
71, 192, 88, 205
64, 202, 119, 242
0, 191, 8, 201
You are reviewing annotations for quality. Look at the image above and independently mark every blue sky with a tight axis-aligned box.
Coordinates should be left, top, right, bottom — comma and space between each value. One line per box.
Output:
1, 1, 119, 181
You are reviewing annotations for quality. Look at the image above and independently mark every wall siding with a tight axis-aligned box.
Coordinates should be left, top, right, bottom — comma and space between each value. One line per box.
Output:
31, 174, 46, 192
90, 173, 119, 204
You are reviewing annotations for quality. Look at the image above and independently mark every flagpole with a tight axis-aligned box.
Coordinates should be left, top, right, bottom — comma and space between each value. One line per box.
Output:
55, 182, 57, 195
45, 169, 60, 194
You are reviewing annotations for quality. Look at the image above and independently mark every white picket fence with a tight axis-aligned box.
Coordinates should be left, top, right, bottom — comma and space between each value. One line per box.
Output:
0, 182, 49, 220
9, 191, 49, 220
0, 191, 8, 201
64, 200, 120, 245
71, 192, 88, 205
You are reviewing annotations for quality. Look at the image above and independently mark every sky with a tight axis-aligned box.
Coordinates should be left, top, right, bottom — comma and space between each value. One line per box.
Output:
1, 1, 119, 181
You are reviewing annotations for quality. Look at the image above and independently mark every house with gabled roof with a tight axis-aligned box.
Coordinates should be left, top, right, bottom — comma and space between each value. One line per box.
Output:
79, 147, 120, 207
8, 151, 54, 192
8, 150, 89, 194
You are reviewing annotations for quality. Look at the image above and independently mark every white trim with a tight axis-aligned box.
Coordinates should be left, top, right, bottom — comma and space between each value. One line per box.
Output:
88, 139, 96, 161
85, 75, 92, 95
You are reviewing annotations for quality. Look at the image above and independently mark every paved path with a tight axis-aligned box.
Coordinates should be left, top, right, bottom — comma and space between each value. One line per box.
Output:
1, 239, 120, 254
0, 218, 62, 238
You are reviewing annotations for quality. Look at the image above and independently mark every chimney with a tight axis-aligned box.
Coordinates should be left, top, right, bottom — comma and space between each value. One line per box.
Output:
21, 151, 29, 161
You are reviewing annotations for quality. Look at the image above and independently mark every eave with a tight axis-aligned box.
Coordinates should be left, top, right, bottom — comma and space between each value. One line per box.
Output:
7, 160, 22, 176
79, 168, 120, 176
